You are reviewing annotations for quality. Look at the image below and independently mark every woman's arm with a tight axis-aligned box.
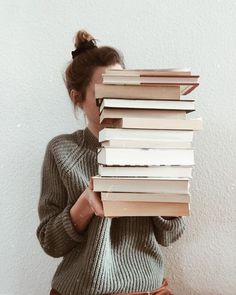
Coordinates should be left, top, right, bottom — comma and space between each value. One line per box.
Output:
36, 142, 94, 258
70, 179, 104, 233
152, 216, 186, 247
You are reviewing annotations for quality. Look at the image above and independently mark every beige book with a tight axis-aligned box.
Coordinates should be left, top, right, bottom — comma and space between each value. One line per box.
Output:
102, 201, 190, 217
101, 192, 190, 203
92, 176, 190, 194
102, 117, 202, 131
100, 108, 186, 123
95, 84, 181, 100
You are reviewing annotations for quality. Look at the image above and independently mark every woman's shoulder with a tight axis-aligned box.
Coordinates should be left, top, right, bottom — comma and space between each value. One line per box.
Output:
44, 129, 85, 165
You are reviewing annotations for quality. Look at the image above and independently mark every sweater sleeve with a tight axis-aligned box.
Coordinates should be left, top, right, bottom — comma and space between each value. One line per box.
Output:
36, 142, 87, 258
152, 216, 186, 247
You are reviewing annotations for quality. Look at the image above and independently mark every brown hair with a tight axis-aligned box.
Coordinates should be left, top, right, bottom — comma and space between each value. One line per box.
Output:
64, 30, 125, 116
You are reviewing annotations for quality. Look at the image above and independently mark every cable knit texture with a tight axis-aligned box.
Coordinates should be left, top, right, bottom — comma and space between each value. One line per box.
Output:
36, 127, 186, 295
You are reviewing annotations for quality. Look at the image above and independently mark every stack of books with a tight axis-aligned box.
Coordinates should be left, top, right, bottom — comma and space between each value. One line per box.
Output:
92, 68, 202, 217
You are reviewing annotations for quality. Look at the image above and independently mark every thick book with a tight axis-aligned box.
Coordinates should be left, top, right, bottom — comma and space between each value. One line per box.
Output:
101, 200, 190, 217
101, 192, 190, 203
102, 117, 202, 131
100, 108, 187, 123
95, 84, 181, 100
92, 176, 190, 194
99, 98, 195, 113
99, 128, 194, 143
98, 165, 193, 178
101, 139, 192, 149
97, 147, 194, 166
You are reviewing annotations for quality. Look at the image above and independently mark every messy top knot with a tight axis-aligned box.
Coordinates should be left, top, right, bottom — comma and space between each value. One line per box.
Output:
64, 29, 125, 118
74, 30, 96, 49
71, 30, 97, 59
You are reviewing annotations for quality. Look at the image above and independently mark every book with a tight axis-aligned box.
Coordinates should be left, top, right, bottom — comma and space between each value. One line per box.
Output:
102, 117, 203, 131
99, 128, 194, 143
104, 68, 191, 76
101, 139, 192, 149
99, 98, 195, 113
92, 176, 190, 194
102, 200, 190, 217
103, 74, 199, 85
97, 147, 194, 166
100, 108, 187, 123
95, 84, 181, 100
98, 165, 193, 178
101, 192, 190, 203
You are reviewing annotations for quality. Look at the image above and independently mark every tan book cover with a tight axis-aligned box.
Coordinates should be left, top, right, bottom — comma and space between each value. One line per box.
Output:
102, 201, 190, 217
101, 192, 190, 203
100, 108, 186, 123
102, 117, 202, 131
95, 84, 181, 100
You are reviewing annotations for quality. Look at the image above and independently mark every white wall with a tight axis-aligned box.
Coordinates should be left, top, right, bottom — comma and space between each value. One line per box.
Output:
0, 1, 235, 294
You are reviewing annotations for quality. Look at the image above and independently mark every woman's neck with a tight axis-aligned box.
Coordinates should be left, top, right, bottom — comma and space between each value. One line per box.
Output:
87, 122, 100, 139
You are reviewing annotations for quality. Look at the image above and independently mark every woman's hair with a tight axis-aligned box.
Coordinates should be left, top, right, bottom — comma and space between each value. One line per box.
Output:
64, 30, 125, 116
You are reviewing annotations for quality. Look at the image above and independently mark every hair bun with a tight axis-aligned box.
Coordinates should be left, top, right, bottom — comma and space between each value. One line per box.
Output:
74, 30, 96, 49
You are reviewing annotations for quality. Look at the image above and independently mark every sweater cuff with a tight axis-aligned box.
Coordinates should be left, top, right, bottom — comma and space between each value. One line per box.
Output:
62, 206, 87, 243
152, 216, 186, 231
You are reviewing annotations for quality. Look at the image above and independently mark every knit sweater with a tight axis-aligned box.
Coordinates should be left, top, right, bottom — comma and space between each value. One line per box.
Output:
36, 127, 186, 295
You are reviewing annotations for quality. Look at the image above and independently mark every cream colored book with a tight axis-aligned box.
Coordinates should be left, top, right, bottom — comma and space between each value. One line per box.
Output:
100, 108, 186, 123
102, 117, 202, 131
98, 165, 193, 178
92, 176, 190, 194
102, 201, 190, 217
101, 192, 190, 203
97, 147, 194, 166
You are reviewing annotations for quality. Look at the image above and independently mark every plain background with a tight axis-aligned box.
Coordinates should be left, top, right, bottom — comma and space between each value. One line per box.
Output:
0, 1, 235, 294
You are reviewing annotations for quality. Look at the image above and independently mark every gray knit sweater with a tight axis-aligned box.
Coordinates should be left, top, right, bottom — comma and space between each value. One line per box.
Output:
36, 127, 186, 295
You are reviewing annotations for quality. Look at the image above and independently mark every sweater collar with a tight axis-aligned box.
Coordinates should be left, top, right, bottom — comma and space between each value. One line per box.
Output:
83, 127, 101, 152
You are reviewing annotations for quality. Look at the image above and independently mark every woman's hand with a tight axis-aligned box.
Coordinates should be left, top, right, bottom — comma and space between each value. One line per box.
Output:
85, 177, 104, 218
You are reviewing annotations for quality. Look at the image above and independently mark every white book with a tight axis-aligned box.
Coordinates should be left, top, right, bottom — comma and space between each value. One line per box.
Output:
99, 128, 193, 142
98, 165, 193, 178
101, 139, 192, 149
101, 192, 190, 203
100, 98, 195, 112
97, 147, 194, 166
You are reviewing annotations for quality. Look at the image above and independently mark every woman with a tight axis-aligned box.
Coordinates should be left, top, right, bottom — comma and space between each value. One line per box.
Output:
36, 30, 185, 295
